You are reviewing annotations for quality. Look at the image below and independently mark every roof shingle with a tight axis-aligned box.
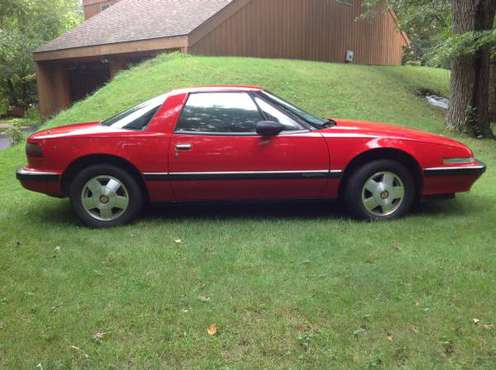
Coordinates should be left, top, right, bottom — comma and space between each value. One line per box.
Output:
36, 0, 233, 53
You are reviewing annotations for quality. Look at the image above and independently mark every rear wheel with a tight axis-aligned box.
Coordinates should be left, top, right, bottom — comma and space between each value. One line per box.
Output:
344, 160, 415, 221
69, 164, 144, 228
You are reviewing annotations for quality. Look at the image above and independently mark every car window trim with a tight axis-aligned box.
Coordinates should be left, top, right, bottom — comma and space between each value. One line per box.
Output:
174, 129, 310, 137
174, 91, 311, 136
174, 91, 264, 135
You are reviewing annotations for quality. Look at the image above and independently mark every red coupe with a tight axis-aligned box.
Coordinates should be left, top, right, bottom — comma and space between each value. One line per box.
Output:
17, 86, 486, 227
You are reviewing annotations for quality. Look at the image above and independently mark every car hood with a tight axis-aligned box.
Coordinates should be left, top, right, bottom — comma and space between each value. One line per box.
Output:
324, 119, 467, 148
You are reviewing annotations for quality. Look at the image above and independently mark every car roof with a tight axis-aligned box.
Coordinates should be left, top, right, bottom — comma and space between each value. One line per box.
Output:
170, 85, 263, 95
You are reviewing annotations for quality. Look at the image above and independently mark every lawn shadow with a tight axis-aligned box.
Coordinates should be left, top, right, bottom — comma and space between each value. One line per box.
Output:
143, 200, 346, 221
142, 197, 470, 222
37, 196, 480, 226
37, 199, 80, 226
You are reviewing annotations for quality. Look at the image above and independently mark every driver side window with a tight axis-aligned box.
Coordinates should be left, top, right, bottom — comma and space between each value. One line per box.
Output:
176, 92, 263, 134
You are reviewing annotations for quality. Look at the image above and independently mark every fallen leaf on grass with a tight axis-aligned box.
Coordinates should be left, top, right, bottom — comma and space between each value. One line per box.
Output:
198, 295, 210, 303
93, 332, 107, 343
208, 323, 218, 336
71, 345, 89, 358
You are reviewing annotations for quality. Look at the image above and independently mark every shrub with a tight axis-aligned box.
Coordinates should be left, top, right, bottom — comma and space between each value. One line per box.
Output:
5, 126, 24, 145
25, 105, 43, 126
0, 95, 8, 117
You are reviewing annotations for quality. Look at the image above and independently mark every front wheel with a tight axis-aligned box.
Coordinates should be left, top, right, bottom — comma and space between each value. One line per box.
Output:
69, 164, 144, 228
344, 160, 416, 221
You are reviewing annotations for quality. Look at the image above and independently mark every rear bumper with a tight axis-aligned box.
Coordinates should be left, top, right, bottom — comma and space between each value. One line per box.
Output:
16, 168, 61, 182
16, 168, 64, 197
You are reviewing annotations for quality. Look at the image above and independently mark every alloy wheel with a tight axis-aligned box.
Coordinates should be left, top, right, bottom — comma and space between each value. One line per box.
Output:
80, 175, 130, 221
361, 171, 405, 217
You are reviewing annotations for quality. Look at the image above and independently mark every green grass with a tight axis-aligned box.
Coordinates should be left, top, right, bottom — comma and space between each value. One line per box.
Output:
1, 53, 495, 369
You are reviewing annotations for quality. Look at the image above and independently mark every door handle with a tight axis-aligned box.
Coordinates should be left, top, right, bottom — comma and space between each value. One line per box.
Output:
176, 144, 192, 151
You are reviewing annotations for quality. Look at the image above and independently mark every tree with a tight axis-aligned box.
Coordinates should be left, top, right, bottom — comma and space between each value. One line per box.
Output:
446, 0, 496, 137
0, 0, 82, 114
363, 0, 496, 138
362, 0, 452, 64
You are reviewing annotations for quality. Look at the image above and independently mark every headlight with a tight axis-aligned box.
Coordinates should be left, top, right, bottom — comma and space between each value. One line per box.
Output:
443, 157, 475, 165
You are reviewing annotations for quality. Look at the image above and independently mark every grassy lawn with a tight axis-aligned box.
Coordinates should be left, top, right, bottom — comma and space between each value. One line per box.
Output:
0, 54, 495, 369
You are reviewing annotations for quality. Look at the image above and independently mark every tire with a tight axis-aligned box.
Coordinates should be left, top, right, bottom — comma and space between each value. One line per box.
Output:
69, 164, 144, 228
344, 160, 416, 221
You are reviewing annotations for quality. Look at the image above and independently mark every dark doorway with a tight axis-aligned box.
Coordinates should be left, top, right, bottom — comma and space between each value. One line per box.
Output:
69, 61, 110, 103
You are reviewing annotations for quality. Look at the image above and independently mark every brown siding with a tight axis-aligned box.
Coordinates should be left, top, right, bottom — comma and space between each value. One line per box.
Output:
190, 0, 407, 65
36, 62, 71, 118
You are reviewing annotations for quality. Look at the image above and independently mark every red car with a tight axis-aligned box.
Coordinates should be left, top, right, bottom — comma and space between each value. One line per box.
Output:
17, 86, 486, 228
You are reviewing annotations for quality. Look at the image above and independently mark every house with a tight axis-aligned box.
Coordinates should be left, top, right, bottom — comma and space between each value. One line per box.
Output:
34, 0, 409, 117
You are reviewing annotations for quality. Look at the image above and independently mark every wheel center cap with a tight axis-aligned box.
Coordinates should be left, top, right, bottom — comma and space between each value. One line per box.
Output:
100, 195, 110, 204
380, 191, 389, 200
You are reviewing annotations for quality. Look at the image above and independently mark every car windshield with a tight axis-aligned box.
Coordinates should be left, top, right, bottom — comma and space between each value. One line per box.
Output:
260, 91, 333, 129
101, 94, 167, 130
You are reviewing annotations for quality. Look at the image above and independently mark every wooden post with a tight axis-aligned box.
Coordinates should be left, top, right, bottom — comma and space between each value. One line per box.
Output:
35, 62, 71, 118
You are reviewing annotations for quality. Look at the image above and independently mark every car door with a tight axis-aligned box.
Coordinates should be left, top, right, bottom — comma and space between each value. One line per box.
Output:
168, 91, 330, 201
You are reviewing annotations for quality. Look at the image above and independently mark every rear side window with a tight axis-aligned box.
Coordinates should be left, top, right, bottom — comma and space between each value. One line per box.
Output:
121, 106, 160, 130
176, 92, 263, 133
101, 94, 166, 130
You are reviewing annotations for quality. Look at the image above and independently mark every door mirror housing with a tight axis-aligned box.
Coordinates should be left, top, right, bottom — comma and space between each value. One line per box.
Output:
256, 121, 285, 137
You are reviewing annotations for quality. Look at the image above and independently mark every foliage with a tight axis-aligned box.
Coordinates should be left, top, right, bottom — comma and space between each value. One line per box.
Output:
25, 105, 42, 125
4, 125, 24, 145
2, 55, 494, 368
362, 0, 452, 65
0, 95, 8, 116
430, 29, 496, 66
0, 0, 82, 110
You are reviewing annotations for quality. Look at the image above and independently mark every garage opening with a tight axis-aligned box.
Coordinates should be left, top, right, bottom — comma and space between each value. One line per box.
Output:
69, 61, 111, 103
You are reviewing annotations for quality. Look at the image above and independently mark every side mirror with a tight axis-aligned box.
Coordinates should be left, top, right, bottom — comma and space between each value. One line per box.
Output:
256, 121, 284, 137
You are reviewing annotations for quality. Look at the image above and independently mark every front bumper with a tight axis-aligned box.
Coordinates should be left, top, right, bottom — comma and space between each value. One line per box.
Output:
424, 160, 487, 177
16, 168, 64, 197
422, 160, 487, 196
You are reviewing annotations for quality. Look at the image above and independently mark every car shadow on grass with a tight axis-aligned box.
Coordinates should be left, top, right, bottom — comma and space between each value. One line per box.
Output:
142, 198, 466, 222
144, 200, 346, 221
39, 197, 475, 226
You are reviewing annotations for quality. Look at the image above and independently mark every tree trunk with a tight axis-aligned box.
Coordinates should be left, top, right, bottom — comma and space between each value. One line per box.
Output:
447, 0, 496, 136
490, 62, 496, 122
447, 0, 478, 132
447, 54, 476, 132
473, 0, 496, 136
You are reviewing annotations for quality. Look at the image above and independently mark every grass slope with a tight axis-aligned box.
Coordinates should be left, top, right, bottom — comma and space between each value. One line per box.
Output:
1, 54, 495, 369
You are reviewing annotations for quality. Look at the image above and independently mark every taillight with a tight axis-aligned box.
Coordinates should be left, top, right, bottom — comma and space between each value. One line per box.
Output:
26, 142, 43, 157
